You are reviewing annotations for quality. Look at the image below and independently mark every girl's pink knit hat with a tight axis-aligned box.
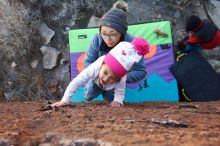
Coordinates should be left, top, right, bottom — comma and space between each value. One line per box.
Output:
104, 37, 150, 78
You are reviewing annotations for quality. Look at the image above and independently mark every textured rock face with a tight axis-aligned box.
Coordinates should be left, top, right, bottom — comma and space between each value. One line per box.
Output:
0, 0, 115, 101
0, 1, 42, 101
0, 0, 219, 101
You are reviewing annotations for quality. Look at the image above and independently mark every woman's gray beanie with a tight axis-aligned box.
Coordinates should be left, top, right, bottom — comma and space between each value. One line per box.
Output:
99, 1, 128, 35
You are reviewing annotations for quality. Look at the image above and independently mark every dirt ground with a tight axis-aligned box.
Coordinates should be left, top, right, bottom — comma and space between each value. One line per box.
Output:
0, 100, 220, 146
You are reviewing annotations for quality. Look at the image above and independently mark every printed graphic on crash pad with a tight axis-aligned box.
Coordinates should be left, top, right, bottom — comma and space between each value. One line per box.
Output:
68, 21, 179, 102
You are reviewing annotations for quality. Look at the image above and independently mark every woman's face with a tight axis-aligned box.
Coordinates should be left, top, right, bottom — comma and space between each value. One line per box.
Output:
100, 26, 122, 47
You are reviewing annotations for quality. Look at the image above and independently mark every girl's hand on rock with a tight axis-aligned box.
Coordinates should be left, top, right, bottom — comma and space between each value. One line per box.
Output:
110, 101, 122, 108
51, 101, 68, 108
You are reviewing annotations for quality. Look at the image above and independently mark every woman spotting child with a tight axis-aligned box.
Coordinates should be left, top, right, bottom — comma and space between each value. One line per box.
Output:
84, 1, 147, 100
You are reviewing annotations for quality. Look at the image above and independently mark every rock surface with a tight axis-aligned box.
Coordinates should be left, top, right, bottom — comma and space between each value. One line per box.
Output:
0, 0, 220, 101
0, 101, 220, 146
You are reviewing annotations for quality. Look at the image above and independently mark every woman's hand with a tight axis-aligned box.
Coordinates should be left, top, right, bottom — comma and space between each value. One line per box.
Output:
110, 101, 122, 108
51, 101, 69, 108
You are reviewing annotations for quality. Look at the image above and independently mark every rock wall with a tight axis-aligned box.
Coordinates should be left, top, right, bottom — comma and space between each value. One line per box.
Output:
0, 0, 116, 101
0, 0, 219, 101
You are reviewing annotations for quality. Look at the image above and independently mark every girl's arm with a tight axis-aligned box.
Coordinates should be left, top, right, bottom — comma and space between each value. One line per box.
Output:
52, 56, 104, 107
111, 76, 127, 107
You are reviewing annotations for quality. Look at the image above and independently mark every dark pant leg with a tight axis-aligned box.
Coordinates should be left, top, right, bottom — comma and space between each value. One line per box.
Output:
102, 89, 114, 102
84, 80, 102, 101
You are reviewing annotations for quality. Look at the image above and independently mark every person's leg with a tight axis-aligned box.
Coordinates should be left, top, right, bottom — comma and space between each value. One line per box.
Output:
102, 89, 114, 102
84, 80, 102, 101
